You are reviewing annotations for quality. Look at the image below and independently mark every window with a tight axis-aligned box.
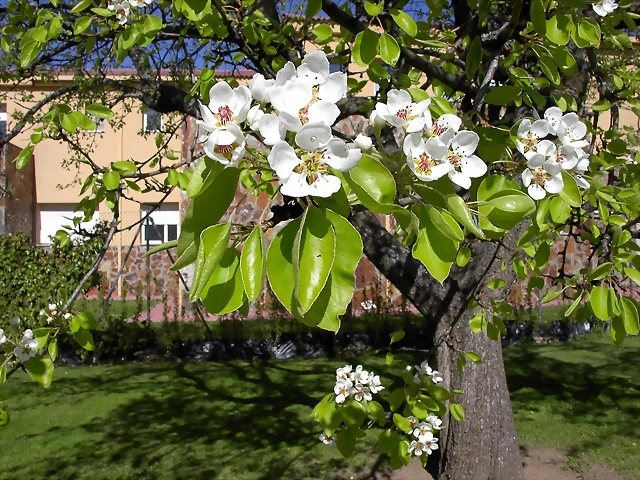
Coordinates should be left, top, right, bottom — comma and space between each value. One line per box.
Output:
329, 63, 345, 74
87, 114, 105, 133
0, 105, 6, 140
39, 205, 100, 245
143, 109, 162, 132
141, 203, 180, 245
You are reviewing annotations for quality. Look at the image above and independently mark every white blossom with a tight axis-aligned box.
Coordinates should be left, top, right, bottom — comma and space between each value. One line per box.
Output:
334, 379, 353, 404
267, 124, 361, 198
575, 156, 591, 189
256, 114, 286, 145
409, 432, 439, 456
201, 122, 246, 165
406, 416, 420, 430
413, 422, 434, 438
108, 1, 131, 25
0, 328, 6, 345
369, 109, 386, 128
14, 330, 38, 362
349, 383, 372, 402
319, 432, 336, 447
516, 119, 554, 160
424, 113, 462, 139
249, 73, 276, 103
426, 415, 443, 430
522, 154, 564, 200
351, 365, 370, 384
336, 365, 352, 382
593, 0, 618, 16
403, 133, 451, 182
425, 129, 487, 189
354, 134, 373, 152
368, 373, 384, 394
198, 82, 251, 132
360, 299, 376, 311
548, 144, 581, 170
430, 370, 444, 384
246, 105, 265, 131
375, 90, 430, 132
556, 113, 589, 149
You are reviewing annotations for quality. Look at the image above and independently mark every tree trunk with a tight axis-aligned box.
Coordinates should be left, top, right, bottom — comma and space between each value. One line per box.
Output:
351, 210, 524, 480
433, 314, 523, 480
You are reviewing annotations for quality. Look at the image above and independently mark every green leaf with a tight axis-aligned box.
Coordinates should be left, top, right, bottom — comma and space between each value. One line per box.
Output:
610, 316, 626, 345
200, 248, 246, 315
143, 239, 178, 258
143, 14, 163, 33
576, 18, 601, 48
425, 385, 452, 401
390, 330, 405, 344
486, 190, 536, 230
48, 339, 58, 362
487, 278, 506, 289
393, 413, 412, 433
450, 402, 465, 421
70, 312, 98, 331
546, 14, 573, 45
487, 321, 501, 340
389, 388, 405, 412
530, 0, 547, 36
60, 113, 77, 133
369, 401, 387, 426
364, 1, 384, 16
391, 10, 417, 36
465, 36, 482, 80
484, 86, 522, 106
589, 286, 615, 320
465, 351, 482, 363
445, 194, 484, 238
592, 100, 612, 112
625, 267, 640, 287
386, 352, 394, 365
341, 400, 368, 429
565, 292, 583, 317
103, 171, 120, 190
73, 327, 95, 351
241, 226, 265, 302
71, 0, 93, 13
550, 197, 571, 224
187, 158, 224, 198
311, 24, 333, 42
293, 206, 336, 314
353, 29, 379, 67
74, 16, 93, 35
267, 218, 301, 316
559, 170, 582, 207
112, 160, 136, 174
620, 297, 639, 336
175, 167, 239, 268
191, 223, 231, 301
542, 289, 564, 303
456, 247, 471, 267
85, 104, 115, 119
412, 206, 462, 284
589, 262, 613, 281
25, 356, 54, 388
20, 40, 41, 68
379, 33, 400, 66
14, 145, 35, 169
305, 0, 321, 17
336, 429, 357, 458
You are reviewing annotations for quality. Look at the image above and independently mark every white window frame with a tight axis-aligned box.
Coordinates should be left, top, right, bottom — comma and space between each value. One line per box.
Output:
39, 207, 100, 245
0, 108, 6, 139
140, 203, 180, 245
143, 109, 163, 132
87, 114, 105, 133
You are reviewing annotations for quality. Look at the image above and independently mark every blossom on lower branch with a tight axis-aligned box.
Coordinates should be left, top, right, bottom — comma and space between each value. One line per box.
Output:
333, 363, 384, 404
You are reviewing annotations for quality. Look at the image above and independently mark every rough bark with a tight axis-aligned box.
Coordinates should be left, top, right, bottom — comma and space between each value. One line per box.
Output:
351, 210, 525, 480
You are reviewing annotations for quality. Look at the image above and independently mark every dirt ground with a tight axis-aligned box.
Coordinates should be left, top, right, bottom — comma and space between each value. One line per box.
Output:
378, 449, 625, 480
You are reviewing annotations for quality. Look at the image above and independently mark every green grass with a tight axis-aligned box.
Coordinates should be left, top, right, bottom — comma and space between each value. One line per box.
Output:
75, 298, 161, 319
504, 335, 640, 478
0, 335, 638, 479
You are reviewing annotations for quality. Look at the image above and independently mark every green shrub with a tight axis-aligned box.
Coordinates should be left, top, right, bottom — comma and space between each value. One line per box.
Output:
0, 229, 106, 328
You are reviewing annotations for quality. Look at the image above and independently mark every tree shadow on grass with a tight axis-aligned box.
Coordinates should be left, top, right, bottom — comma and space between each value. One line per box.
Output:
7, 359, 390, 480
504, 338, 640, 461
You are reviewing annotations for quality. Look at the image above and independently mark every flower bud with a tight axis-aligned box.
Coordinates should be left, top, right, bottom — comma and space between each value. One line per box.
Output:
354, 134, 372, 152
370, 110, 386, 128
247, 105, 265, 131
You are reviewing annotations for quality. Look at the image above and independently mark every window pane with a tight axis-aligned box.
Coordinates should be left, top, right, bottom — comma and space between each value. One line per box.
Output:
144, 110, 162, 132
167, 224, 178, 241
145, 224, 164, 242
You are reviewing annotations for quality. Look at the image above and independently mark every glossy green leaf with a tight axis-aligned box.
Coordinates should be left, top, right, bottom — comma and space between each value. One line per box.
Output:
425, 385, 452, 401
293, 206, 335, 314
445, 195, 484, 238
589, 286, 615, 320
48, 338, 58, 362
484, 86, 522, 106
341, 400, 368, 429
559, 170, 582, 208
625, 267, 640, 287
200, 248, 246, 315
14, 145, 35, 169
142, 239, 178, 258
450, 402, 465, 421
311, 24, 333, 42
85, 104, 115, 119
353, 29, 379, 67
267, 218, 300, 315
73, 327, 95, 351
379, 33, 400, 66
390, 330, 405, 344
369, 400, 387, 426
241, 226, 265, 302
191, 222, 231, 301
530, 0, 547, 36
465, 351, 482, 363
546, 14, 573, 45
456, 246, 471, 267
336, 428, 357, 458
103, 171, 120, 190
465, 36, 482, 80
25, 356, 54, 388
305, 0, 321, 17
60, 113, 77, 133
620, 297, 639, 336
393, 413, 412, 433
391, 9, 417, 36
610, 316, 626, 345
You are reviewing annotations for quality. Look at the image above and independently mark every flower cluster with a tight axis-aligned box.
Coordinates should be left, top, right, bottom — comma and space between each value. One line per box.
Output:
373, 91, 487, 189
518, 107, 590, 200
197, 51, 362, 198
107, 0, 153, 25
411, 360, 444, 385
319, 432, 336, 447
333, 364, 384, 404
593, 0, 618, 16
406, 414, 442, 457
14, 329, 38, 362
39, 301, 70, 324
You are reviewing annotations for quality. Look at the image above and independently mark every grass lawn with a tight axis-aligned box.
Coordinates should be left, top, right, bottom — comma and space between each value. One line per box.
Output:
75, 298, 161, 319
0, 335, 638, 479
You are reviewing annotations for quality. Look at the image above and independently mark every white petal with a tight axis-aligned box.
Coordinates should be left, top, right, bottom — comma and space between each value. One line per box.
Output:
232, 86, 252, 123
208, 82, 234, 112
522, 168, 533, 187
412, 100, 430, 117
593, 2, 608, 15
297, 50, 330, 85
461, 155, 487, 178
324, 138, 361, 171
387, 89, 412, 113
528, 183, 546, 200
406, 117, 425, 133
403, 133, 425, 157
437, 114, 462, 132
425, 137, 448, 160
449, 170, 472, 189
249, 73, 272, 102
307, 174, 342, 198
544, 107, 563, 134
268, 141, 300, 179
308, 101, 340, 127
575, 175, 590, 189
278, 111, 303, 133
537, 140, 556, 157
247, 105, 264, 130
527, 153, 545, 168
257, 114, 285, 145
543, 160, 562, 176
198, 101, 217, 131
451, 131, 479, 157
545, 174, 564, 194
275, 62, 296, 86
318, 72, 347, 103
517, 119, 532, 138
530, 119, 550, 139
270, 80, 313, 116
295, 124, 332, 151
